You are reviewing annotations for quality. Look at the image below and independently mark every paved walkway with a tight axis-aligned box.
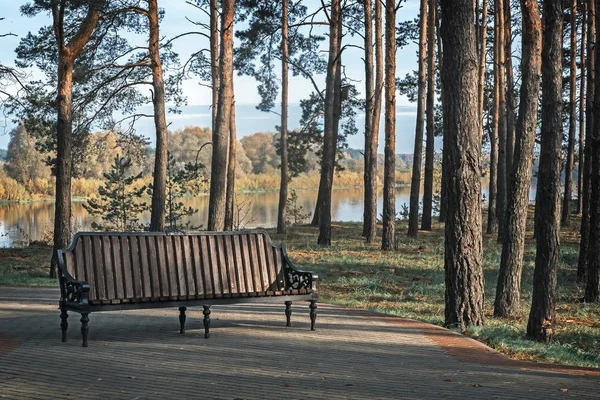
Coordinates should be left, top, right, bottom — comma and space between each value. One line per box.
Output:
0, 287, 599, 400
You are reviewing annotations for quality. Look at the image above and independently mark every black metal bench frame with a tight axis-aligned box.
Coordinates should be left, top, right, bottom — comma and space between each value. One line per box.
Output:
57, 231, 318, 347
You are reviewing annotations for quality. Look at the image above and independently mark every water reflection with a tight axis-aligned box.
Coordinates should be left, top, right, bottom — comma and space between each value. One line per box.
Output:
0, 181, 536, 248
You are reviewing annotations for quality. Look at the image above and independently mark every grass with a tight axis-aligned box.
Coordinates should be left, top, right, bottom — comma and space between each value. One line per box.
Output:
2, 218, 598, 369
271, 218, 600, 369
0, 245, 55, 286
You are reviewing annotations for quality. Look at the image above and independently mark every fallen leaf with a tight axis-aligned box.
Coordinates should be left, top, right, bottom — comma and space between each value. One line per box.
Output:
560, 389, 568, 393
322, 377, 327, 380
283, 383, 291, 388
97, 378, 102, 381
7, 376, 15, 380
473, 384, 482, 388
128, 376, 135, 380
344, 383, 354, 387
444, 379, 452, 382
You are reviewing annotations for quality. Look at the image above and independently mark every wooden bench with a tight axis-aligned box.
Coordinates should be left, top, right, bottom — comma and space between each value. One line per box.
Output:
57, 230, 318, 346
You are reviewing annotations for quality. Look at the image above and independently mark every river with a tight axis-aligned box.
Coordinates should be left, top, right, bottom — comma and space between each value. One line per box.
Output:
0, 182, 536, 248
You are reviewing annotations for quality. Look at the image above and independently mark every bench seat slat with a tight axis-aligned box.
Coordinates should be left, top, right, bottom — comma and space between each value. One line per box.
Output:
155, 236, 170, 298
138, 236, 153, 298
190, 236, 204, 296
110, 236, 125, 300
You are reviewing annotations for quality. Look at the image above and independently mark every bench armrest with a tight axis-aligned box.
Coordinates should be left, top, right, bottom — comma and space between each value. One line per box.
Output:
57, 250, 90, 307
281, 245, 318, 292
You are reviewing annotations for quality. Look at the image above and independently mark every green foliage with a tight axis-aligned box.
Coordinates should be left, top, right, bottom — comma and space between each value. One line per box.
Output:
5, 124, 50, 184
162, 155, 205, 232
285, 190, 311, 226
83, 155, 148, 232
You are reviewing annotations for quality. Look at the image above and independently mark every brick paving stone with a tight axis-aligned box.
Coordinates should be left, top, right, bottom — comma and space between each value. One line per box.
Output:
0, 287, 599, 400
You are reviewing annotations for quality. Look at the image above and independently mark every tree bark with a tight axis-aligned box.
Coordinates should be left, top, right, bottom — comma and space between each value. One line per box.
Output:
487, 1, 500, 235
149, 0, 169, 232
496, 0, 508, 242
363, 0, 379, 243
440, 0, 485, 330
527, 0, 563, 343
422, 0, 437, 231
584, 0, 600, 302
562, 0, 578, 227
438, 5, 448, 223
208, 0, 234, 231
224, 95, 236, 231
51, 1, 103, 277
579, 0, 595, 281
577, 1, 586, 215
382, 0, 396, 250
317, 0, 341, 246
277, 0, 290, 234
478, 0, 489, 140
505, 0, 516, 176
408, 0, 427, 238
210, 0, 219, 133
494, 0, 542, 318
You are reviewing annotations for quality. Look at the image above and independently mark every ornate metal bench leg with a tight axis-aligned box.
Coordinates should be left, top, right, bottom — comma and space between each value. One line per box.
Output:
80, 313, 89, 347
203, 305, 211, 339
179, 307, 187, 334
309, 300, 317, 331
285, 301, 292, 327
60, 309, 68, 342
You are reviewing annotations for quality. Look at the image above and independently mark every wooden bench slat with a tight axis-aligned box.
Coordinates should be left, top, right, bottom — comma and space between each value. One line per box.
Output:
162, 236, 178, 297
255, 234, 270, 293
199, 235, 213, 295
231, 235, 245, 293
118, 236, 134, 299
172, 236, 187, 297
82, 236, 97, 300
262, 234, 278, 291
145, 236, 161, 298
190, 236, 204, 296
224, 235, 238, 294
91, 236, 107, 300
101, 236, 116, 301
180, 236, 196, 296
74, 238, 86, 283
207, 235, 222, 295
129, 236, 143, 299
110, 236, 125, 300
216, 235, 230, 296
155, 236, 170, 298
137, 235, 153, 298
239, 235, 253, 293
246, 234, 263, 292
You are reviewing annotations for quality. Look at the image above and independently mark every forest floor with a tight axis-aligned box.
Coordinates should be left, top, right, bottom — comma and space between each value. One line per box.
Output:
1, 214, 598, 369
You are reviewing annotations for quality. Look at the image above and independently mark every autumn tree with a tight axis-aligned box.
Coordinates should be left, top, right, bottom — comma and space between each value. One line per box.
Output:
494, 0, 542, 318
527, 0, 563, 342
440, 0, 485, 329
5, 123, 50, 184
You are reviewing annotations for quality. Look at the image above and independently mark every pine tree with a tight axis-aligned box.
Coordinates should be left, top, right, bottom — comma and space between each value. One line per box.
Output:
84, 155, 148, 232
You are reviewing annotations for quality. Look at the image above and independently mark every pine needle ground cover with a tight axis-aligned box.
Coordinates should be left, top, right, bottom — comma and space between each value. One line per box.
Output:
274, 221, 600, 369
2, 220, 598, 368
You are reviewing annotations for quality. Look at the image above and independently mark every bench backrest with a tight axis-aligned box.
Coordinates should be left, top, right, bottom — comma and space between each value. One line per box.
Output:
59, 231, 287, 302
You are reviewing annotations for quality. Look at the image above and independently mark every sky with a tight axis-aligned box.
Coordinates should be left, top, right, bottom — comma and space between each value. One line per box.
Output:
0, 0, 431, 154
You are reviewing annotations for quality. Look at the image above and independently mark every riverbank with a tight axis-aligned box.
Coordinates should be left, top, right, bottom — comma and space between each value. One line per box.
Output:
0, 217, 597, 369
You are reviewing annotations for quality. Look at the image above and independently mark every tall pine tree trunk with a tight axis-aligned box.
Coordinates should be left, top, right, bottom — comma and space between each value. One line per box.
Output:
562, 0, 578, 227
505, 1, 516, 176
577, 1, 586, 215
277, 0, 289, 234
527, 0, 563, 343
51, 2, 103, 277
579, 0, 595, 281
487, 2, 500, 234
362, 0, 376, 242
317, 0, 341, 245
422, 0, 437, 231
494, 0, 542, 318
584, 0, 600, 302
382, 0, 396, 250
208, 0, 234, 231
224, 95, 236, 231
496, 0, 508, 242
149, 0, 169, 232
478, 0, 489, 141
440, 0, 485, 330
408, 0, 428, 238
210, 0, 219, 133
438, 6, 448, 223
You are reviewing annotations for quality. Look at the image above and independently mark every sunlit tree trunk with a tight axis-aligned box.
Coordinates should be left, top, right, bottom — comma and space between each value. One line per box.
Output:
208, 0, 234, 231
224, 95, 236, 231
149, 0, 169, 232
277, 0, 290, 234
496, 0, 508, 242
577, 1, 586, 215
487, 1, 500, 234
210, 0, 219, 133
440, 0, 485, 329
527, 0, 563, 343
382, 0, 396, 250
505, 0, 516, 176
422, 0, 437, 231
408, 0, 428, 238
494, 0, 542, 318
